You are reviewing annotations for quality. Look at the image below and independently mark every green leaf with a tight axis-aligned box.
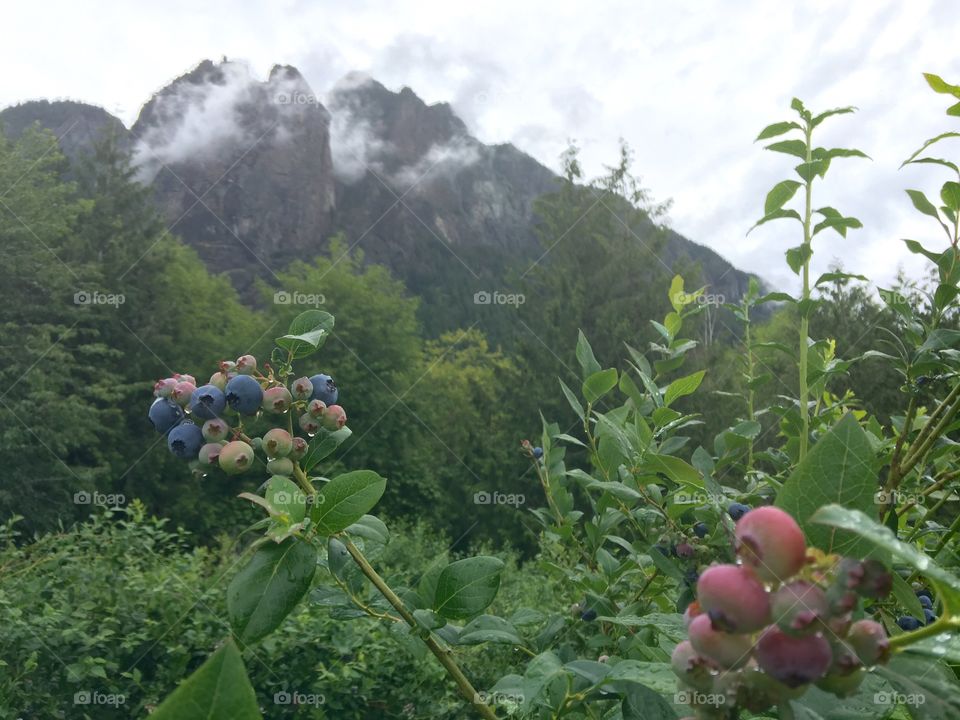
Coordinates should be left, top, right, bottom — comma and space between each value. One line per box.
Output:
583, 368, 619, 404
785, 244, 813, 274
668, 274, 686, 312
748, 208, 802, 234
902, 132, 960, 167
876, 654, 960, 720
904, 156, 959, 173
265, 476, 306, 523
458, 615, 524, 645
275, 310, 334, 359
924, 72, 960, 98
576, 330, 602, 379
301, 426, 352, 473
795, 160, 829, 182
906, 189, 942, 220
811, 106, 857, 127
764, 180, 802, 215
756, 121, 801, 140
618, 681, 679, 720
227, 539, 317, 645
433, 556, 504, 620
766, 139, 808, 159
810, 504, 960, 610
941, 181, 960, 212
812, 215, 863, 238
663, 370, 705, 407
151, 640, 261, 720
559, 378, 585, 421
815, 272, 868, 286
312, 470, 386, 534
815, 147, 870, 161
776, 414, 877, 557
640, 455, 703, 489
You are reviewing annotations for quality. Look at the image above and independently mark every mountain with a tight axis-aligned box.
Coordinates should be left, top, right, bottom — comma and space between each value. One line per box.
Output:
0, 59, 761, 335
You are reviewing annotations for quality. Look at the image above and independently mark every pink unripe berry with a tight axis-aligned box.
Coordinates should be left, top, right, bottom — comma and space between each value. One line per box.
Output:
697, 564, 771, 633
198, 442, 223, 466
209, 372, 229, 391
826, 639, 862, 676
172, 381, 197, 406
290, 436, 308, 461
202, 418, 230, 442
262, 428, 294, 458
220, 441, 255, 475
755, 627, 832, 688
173, 373, 196, 385
321, 404, 347, 431
688, 613, 753, 669
670, 639, 716, 690
235, 355, 257, 375
771, 581, 829, 635
299, 413, 321, 435
307, 399, 327, 418
219, 360, 236, 373
735, 506, 807, 583
291, 377, 314, 401
846, 619, 890, 666
262, 386, 293, 414
154, 377, 177, 398
675, 541, 695, 558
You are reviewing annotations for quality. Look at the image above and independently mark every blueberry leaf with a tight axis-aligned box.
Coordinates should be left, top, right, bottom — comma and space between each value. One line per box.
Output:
432, 556, 504, 620
312, 470, 386, 534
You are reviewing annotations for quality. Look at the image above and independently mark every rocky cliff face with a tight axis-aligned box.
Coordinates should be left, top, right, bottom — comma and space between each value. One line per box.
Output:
0, 59, 759, 312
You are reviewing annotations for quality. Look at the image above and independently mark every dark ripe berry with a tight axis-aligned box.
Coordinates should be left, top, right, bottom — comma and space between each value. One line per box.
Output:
262, 428, 294, 458
653, 544, 670, 557
189, 384, 227, 420
149, 397, 184, 433
235, 355, 257, 375
198, 442, 223, 466
924, 608, 937, 625
676, 542, 695, 559
321, 404, 347, 431
697, 564, 771, 633
289, 436, 308, 461
220, 441, 255, 475
771, 581, 829, 636
916, 587, 933, 600
846, 620, 889, 666
735, 506, 807, 583
261, 386, 293, 414
755, 627, 832, 688
580, 609, 597, 622
687, 613, 753, 669
919, 595, 933, 610
670, 640, 715, 690
693, 522, 709, 539
816, 668, 866, 698
172, 381, 197, 407
532, 446, 544, 459
291, 376, 313, 401
224, 375, 263, 415
857, 560, 892, 599
728, 502, 751, 521
896, 615, 922, 631
167, 422, 204, 460
683, 568, 700, 587
309, 373, 338, 405
201, 418, 230, 443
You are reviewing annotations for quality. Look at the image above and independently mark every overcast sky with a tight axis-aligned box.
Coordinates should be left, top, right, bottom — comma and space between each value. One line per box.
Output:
4, 0, 960, 292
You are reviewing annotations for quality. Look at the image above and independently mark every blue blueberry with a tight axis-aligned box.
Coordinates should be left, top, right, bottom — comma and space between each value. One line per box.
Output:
916, 588, 933, 600
149, 397, 184, 433
683, 568, 700, 587
189, 384, 226, 420
225, 375, 263, 415
653, 544, 670, 557
693, 522, 709, 538
533, 446, 544, 460
728, 502, 751, 521
897, 615, 922, 631
168, 422, 204, 459
924, 608, 937, 625
580, 609, 597, 622
309, 373, 338, 405
919, 595, 933, 610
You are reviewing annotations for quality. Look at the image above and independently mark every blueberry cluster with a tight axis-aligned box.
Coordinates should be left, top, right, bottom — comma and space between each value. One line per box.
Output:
672, 506, 894, 716
148, 358, 345, 477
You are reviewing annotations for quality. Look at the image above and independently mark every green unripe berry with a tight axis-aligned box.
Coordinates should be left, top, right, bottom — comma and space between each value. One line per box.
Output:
236, 355, 257, 375
220, 441, 255, 475
263, 428, 294, 458
202, 418, 230, 442
267, 457, 294, 476
262, 386, 293, 414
